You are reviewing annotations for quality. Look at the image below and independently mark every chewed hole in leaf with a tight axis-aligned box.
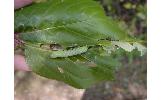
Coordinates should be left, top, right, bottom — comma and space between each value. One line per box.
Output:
50, 44, 63, 51
110, 41, 146, 56
111, 41, 135, 52
133, 42, 147, 56
40, 43, 63, 51
40, 44, 51, 50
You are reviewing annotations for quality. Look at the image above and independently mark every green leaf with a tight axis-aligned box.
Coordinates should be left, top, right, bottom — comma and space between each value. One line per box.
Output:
25, 44, 116, 88
15, 0, 131, 47
14, 0, 145, 88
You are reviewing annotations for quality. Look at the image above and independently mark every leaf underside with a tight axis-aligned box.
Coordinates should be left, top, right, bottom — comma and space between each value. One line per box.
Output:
14, 0, 146, 88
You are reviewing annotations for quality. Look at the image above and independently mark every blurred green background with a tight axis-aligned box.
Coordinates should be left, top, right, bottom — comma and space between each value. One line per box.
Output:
15, 0, 147, 100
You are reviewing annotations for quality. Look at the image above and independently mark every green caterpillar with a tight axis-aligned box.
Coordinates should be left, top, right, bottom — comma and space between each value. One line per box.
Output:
50, 46, 88, 58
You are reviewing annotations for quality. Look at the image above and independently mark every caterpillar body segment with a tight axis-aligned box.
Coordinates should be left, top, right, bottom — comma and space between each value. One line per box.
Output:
50, 46, 88, 58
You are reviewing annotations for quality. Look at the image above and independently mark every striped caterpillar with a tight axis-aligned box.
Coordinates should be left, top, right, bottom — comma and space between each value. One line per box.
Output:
50, 46, 88, 58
